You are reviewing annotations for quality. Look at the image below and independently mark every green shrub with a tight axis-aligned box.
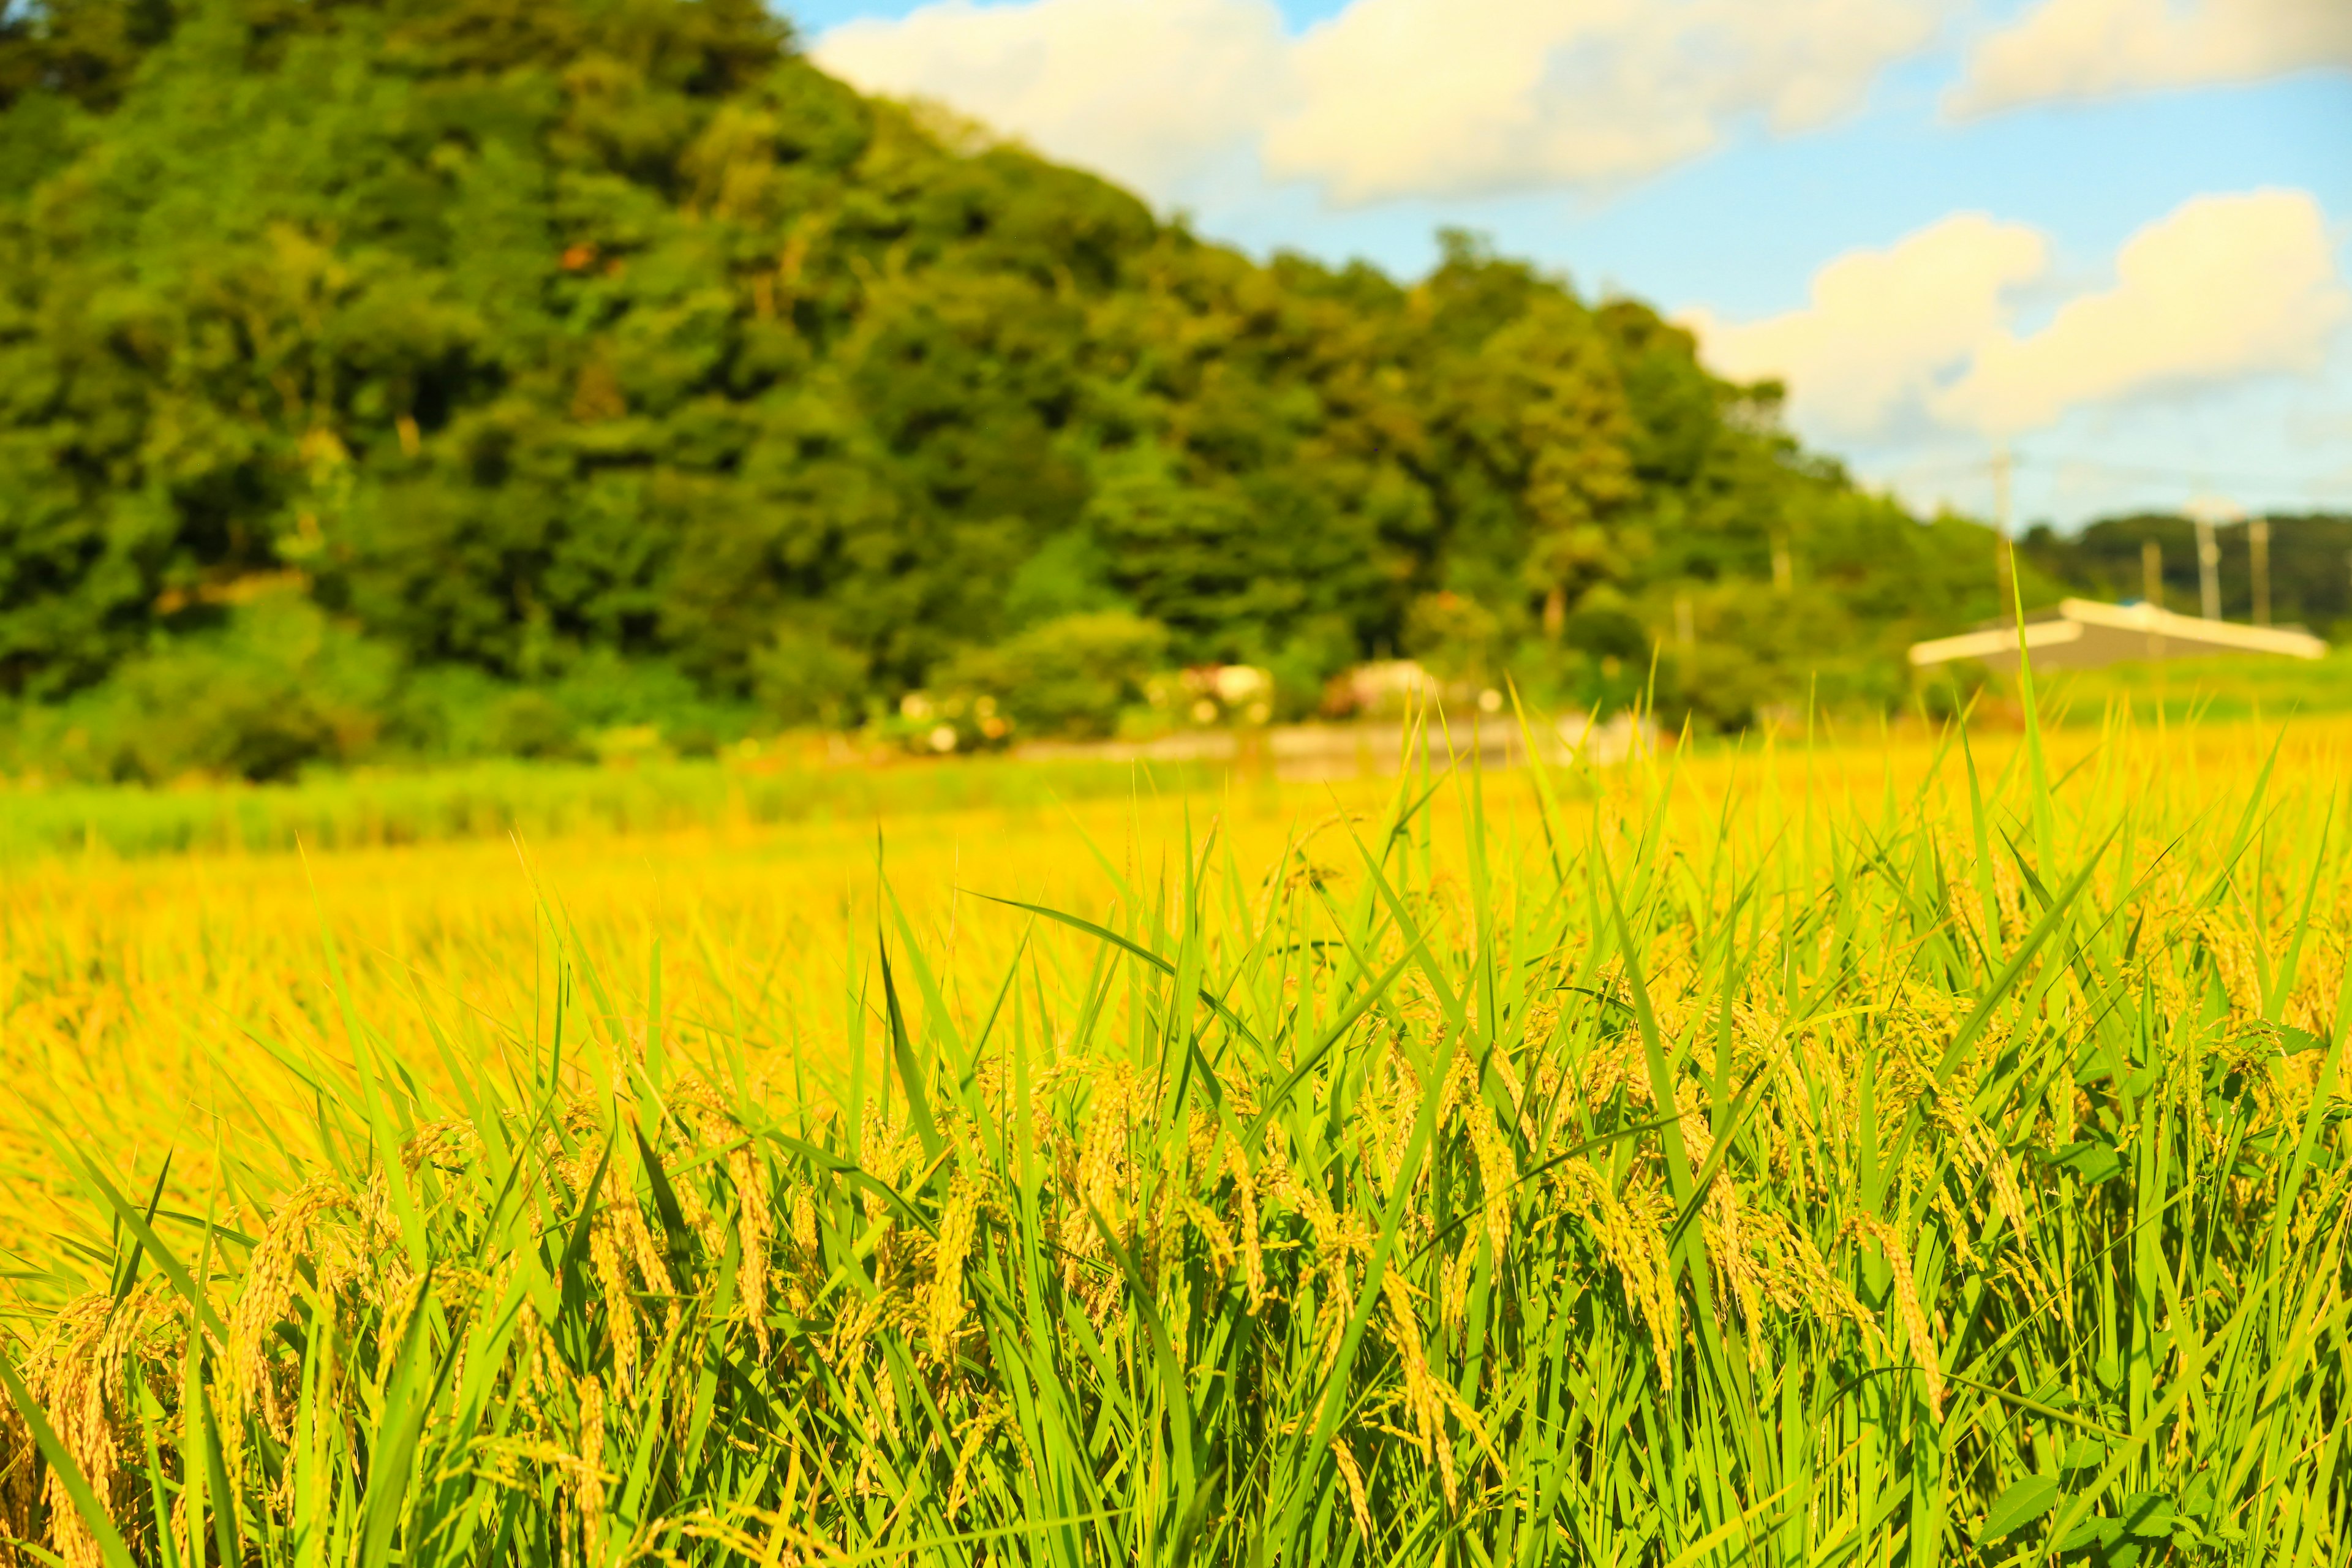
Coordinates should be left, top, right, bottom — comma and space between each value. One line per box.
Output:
1663, 642, 1781, 732
938, 611, 1169, 739
1560, 589, 1651, 664
65, 597, 396, 782
481, 690, 591, 762
1403, 590, 1506, 688
751, 627, 870, 729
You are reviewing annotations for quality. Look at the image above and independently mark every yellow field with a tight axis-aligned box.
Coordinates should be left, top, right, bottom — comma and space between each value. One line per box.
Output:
1, 712, 2346, 1563
0, 771, 1383, 1271
4, 715, 2341, 1278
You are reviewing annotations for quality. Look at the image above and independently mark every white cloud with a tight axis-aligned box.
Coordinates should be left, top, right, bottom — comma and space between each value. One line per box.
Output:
812, 0, 1945, 207
1951, 0, 2352, 116
1936, 190, 2350, 432
1267, 0, 1945, 205
812, 0, 1291, 197
1685, 213, 2049, 437
1687, 189, 2351, 440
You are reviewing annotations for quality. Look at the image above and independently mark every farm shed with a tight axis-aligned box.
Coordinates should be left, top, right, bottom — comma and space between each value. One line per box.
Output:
1909, 598, 2328, 673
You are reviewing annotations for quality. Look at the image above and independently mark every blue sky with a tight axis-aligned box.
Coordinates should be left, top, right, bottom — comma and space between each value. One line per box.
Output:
786, 0, 2352, 530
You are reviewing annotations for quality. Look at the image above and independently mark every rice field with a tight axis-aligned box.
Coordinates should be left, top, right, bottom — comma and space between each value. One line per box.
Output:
0, 704, 2347, 1565
0, 753, 1223, 863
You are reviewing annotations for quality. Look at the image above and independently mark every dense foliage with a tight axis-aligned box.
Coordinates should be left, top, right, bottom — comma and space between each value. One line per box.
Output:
3, 0, 2065, 777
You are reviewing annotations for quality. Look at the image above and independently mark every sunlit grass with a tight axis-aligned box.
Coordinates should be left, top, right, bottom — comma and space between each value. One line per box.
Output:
2010, 647, 2352, 728
0, 753, 1223, 862
0, 709, 2346, 1564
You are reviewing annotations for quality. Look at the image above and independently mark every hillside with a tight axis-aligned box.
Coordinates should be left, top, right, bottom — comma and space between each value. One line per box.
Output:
0, 0, 2027, 779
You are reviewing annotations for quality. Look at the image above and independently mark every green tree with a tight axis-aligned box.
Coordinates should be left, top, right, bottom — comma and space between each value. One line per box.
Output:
0, 0, 2022, 769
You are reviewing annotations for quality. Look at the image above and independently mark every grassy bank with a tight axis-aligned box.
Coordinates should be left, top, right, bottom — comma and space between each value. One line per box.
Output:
2000, 647, 2352, 728
12, 649, 2352, 867
0, 753, 1226, 862
0, 711, 2346, 1563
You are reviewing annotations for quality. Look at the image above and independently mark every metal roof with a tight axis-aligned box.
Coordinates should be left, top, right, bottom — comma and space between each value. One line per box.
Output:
1909, 598, 2328, 671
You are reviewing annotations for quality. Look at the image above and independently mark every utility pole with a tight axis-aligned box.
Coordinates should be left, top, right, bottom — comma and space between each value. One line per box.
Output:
1992, 443, 2013, 603
2184, 494, 2237, 622
2142, 540, 2164, 660
2249, 517, 2271, 627
2196, 520, 2221, 621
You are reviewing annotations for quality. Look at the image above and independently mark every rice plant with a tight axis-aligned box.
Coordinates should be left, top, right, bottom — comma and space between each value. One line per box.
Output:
1, 704, 2346, 1565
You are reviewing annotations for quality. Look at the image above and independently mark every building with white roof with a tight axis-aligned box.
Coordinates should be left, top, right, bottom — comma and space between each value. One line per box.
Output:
1908, 599, 2327, 673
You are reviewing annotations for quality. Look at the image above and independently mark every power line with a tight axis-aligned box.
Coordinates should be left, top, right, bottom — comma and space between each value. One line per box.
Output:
2022, 453, 2352, 491
1868, 449, 2352, 503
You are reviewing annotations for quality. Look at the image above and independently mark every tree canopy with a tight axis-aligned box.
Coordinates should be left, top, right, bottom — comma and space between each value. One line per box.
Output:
1, 0, 2043, 777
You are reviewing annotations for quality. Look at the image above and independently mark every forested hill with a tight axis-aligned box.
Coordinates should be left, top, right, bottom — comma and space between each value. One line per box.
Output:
1, 0, 2020, 778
